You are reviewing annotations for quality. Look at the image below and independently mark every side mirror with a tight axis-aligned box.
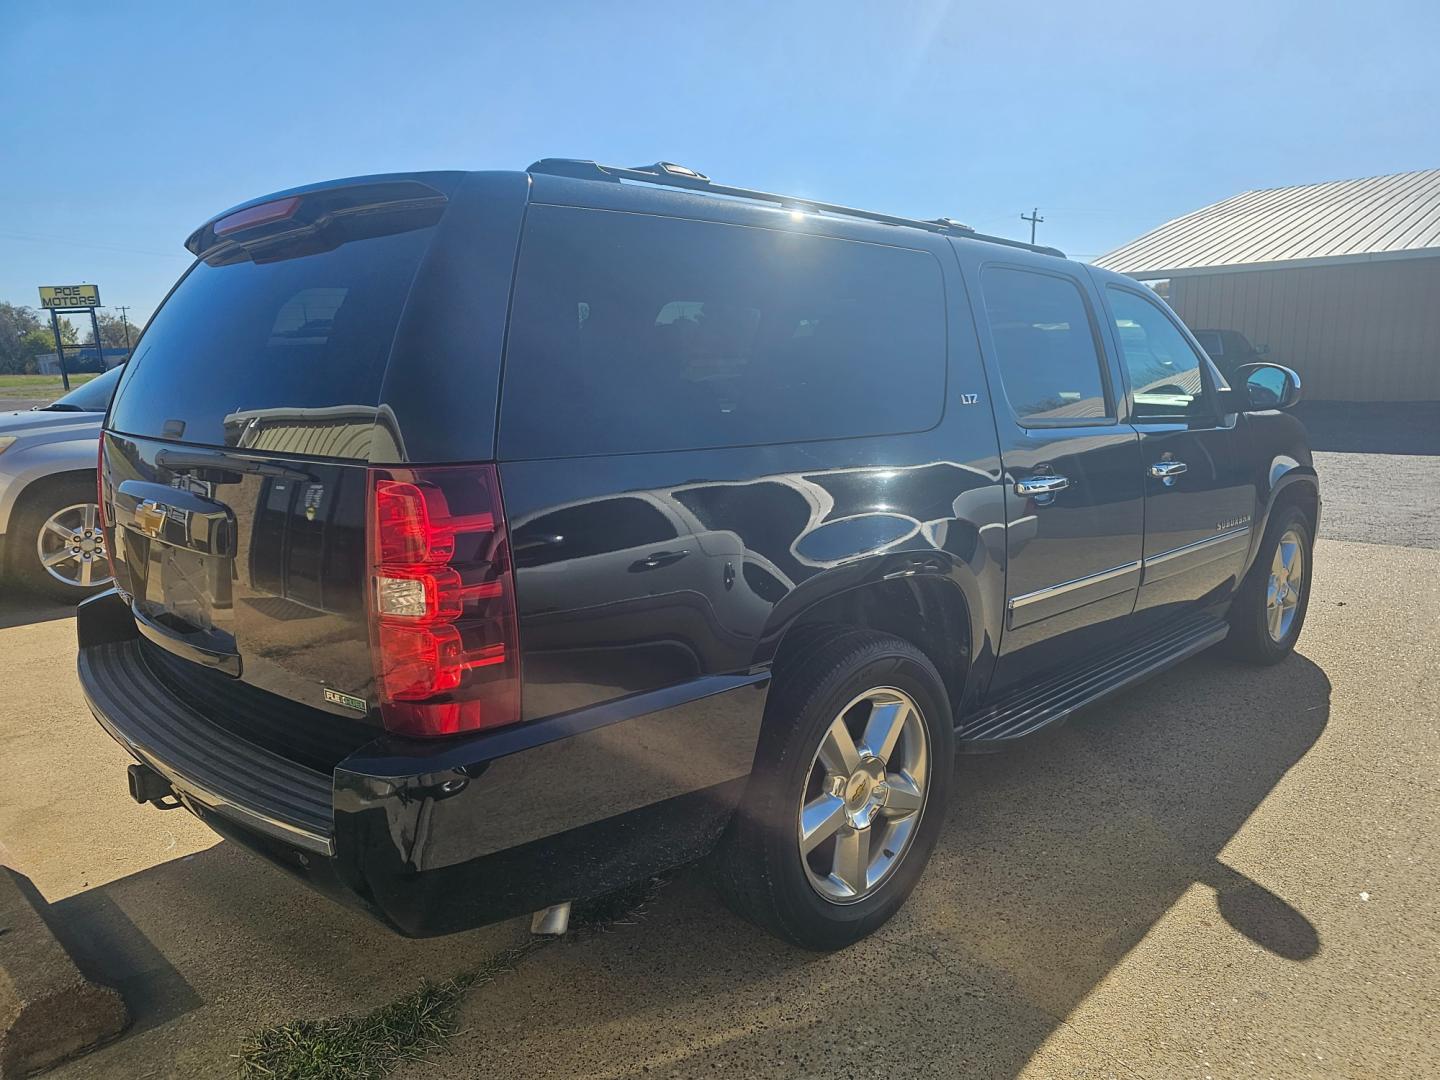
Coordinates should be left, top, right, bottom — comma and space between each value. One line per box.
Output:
1235, 362, 1301, 410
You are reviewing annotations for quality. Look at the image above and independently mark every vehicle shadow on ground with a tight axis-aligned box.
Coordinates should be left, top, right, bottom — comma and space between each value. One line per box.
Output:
1294, 401, 1440, 455
0, 589, 78, 629
51, 649, 1330, 1078
428, 649, 1333, 1078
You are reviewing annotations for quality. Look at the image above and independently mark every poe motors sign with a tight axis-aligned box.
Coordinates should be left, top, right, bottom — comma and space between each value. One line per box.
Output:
39, 284, 101, 309
36, 284, 105, 390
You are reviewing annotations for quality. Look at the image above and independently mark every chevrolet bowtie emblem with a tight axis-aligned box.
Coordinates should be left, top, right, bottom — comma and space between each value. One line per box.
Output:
134, 499, 168, 538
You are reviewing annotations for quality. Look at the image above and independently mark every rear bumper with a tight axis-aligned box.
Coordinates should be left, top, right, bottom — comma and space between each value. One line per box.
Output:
82, 638, 335, 854
77, 589, 768, 935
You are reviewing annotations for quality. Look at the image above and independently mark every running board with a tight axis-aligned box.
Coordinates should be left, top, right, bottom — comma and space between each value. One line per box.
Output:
958, 613, 1229, 750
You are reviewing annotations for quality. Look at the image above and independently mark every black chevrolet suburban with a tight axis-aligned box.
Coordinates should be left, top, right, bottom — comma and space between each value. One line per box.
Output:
78, 160, 1318, 950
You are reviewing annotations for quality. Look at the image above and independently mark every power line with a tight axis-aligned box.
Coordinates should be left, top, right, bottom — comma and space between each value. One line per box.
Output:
0, 230, 187, 260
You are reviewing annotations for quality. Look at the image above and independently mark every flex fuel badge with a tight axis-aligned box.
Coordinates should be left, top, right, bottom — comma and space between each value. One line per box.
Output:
324, 688, 367, 713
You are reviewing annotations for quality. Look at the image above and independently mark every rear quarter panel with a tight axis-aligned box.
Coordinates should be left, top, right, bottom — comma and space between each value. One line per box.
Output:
495, 180, 1007, 723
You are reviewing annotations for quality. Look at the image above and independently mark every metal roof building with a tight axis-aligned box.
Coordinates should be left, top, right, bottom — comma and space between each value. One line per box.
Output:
1097, 169, 1440, 401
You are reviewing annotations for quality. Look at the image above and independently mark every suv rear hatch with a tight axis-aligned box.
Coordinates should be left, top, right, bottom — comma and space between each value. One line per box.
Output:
100, 173, 510, 770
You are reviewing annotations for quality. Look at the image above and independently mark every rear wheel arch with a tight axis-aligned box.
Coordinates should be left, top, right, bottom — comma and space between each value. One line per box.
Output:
7, 467, 98, 525
3, 469, 108, 598
764, 573, 974, 715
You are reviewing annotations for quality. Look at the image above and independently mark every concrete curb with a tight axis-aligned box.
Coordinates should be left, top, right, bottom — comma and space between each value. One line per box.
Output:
0, 866, 128, 1078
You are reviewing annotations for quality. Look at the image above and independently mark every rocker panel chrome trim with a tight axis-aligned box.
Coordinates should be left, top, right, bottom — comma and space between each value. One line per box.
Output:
1006, 560, 1142, 629
1142, 526, 1252, 584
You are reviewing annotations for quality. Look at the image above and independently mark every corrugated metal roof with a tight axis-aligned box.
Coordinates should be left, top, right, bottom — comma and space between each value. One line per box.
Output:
1096, 169, 1440, 277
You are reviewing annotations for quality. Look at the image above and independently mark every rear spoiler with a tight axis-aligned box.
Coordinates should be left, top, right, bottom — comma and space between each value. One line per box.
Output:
185, 174, 461, 259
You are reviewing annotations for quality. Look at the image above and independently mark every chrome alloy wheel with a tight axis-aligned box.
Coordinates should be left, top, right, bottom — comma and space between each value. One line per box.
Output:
36, 502, 110, 589
797, 687, 930, 904
1266, 527, 1305, 642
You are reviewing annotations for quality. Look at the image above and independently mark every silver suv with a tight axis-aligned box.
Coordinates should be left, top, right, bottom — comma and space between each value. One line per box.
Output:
0, 365, 121, 600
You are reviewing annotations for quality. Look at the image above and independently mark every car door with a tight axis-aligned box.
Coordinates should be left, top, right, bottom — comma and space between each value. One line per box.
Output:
1096, 280, 1257, 617
962, 256, 1145, 691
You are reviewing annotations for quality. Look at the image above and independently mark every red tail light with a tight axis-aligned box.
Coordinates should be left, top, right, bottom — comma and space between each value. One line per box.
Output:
367, 464, 520, 736
96, 438, 106, 528
96, 437, 117, 581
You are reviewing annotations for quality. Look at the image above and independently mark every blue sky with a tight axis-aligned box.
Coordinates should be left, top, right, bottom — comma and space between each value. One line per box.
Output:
2, 0, 1436, 327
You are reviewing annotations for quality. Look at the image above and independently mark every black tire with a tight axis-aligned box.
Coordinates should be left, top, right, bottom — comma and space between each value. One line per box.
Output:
714, 629, 954, 950
4, 475, 111, 604
1222, 504, 1314, 664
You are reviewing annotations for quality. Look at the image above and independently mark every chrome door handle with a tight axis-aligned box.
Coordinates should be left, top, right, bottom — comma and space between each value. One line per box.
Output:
1149, 461, 1188, 486
629, 549, 690, 572
1014, 475, 1071, 497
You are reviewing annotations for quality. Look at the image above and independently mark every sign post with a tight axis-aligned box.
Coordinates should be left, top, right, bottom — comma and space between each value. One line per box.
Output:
38, 285, 103, 392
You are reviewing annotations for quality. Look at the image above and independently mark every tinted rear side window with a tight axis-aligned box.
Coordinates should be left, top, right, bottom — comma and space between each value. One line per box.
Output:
109, 226, 435, 453
500, 206, 947, 458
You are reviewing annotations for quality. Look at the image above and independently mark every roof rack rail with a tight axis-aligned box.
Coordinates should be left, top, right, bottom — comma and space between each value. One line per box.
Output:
526, 158, 1066, 258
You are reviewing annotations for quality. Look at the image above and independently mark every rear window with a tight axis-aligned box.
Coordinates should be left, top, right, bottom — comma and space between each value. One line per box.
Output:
109, 226, 435, 453
1193, 330, 1223, 356
500, 206, 947, 458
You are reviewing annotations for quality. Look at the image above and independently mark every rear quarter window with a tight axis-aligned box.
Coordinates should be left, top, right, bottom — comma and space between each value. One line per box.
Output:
499, 206, 948, 458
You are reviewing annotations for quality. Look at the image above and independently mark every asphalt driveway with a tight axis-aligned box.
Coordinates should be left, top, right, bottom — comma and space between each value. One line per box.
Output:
0, 405, 1435, 1079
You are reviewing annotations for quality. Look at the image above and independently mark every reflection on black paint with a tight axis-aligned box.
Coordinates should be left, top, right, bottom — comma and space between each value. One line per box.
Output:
508, 458, 1003, 720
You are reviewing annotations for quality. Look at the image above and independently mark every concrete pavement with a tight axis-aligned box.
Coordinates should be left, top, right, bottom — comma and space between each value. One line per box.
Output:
394, 536, 1437, 1080
0, 534, 1430, 1078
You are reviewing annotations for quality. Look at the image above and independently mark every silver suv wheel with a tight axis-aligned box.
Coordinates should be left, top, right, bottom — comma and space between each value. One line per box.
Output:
797, 686, 930, 904
1266, 527, 1305, 642
36, 502, 110, 589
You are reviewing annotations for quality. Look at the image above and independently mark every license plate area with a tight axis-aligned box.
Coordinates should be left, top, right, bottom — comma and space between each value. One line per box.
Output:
113, 477, 240, 672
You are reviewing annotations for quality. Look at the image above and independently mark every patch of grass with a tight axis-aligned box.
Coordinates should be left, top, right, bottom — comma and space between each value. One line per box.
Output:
0, 373, 99, 398
237, 939, 547, 1080
236, 878, 669, 1079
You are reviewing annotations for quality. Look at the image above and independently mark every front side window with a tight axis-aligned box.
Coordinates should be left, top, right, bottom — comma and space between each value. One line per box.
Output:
501, 206, 948, 458
980, 267, 1110, 422
1106, 288, 1211, 420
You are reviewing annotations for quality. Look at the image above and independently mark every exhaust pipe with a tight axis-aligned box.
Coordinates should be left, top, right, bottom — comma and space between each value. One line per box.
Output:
529, 901, 572, 936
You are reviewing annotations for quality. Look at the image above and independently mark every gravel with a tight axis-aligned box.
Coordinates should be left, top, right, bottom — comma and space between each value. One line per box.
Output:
1295, 402, 1440, 550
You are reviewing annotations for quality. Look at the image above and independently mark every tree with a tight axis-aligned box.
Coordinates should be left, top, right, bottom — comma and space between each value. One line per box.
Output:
0, 303, 79, 374
84, 311, 142, 352
0, 303, 42, 373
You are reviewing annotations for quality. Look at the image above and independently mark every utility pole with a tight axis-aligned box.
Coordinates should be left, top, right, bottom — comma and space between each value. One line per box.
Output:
115, 305, 133, 353
1021, 207, 1044, 245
